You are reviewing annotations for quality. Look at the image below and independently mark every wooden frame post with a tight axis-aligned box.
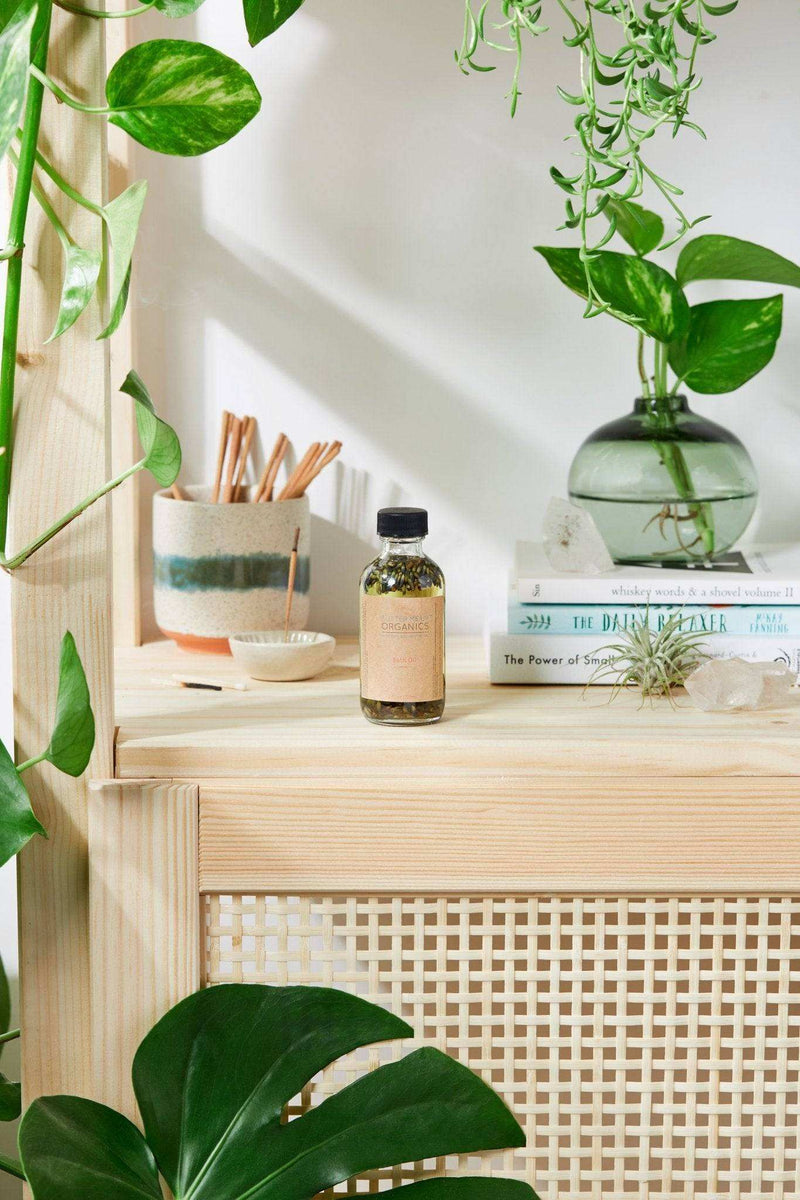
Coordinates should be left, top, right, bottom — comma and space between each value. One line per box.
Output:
88, 782, 199, 1118
11, 9, 113, 1104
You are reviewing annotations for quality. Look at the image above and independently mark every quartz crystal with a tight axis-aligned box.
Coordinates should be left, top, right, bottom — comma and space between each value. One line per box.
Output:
685, 656, 797, 712
542, 497, 614, 574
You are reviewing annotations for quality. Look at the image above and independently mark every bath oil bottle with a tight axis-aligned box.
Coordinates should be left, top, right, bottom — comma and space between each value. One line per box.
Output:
360, 508, 445, 725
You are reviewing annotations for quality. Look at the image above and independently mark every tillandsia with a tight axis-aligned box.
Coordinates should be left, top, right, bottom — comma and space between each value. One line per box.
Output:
588, 606, 712, 702
455, 0, 738, 308
536, 201, 800, 557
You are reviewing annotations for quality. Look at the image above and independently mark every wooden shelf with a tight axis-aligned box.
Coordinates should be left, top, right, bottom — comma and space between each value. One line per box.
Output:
115, 636, 800, 780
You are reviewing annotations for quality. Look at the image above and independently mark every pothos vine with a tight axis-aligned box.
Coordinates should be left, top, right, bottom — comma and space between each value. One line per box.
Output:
456, 0, 738, 314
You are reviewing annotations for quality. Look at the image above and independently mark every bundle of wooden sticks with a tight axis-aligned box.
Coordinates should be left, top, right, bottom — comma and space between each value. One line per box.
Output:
171, 411, 342, 503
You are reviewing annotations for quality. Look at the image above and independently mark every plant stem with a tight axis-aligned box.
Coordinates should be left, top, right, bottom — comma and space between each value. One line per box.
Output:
0, 1, 53, 555
29, 64, 112, 114
32, 144, 104, 216
0, 1153, 25, 1181
17, 752, 46, 772
0, 1027, 20, 1045
2, 459, 145, 571
647, 400, 715, 558
55, 0, 157, 15
637, 332, 650, 398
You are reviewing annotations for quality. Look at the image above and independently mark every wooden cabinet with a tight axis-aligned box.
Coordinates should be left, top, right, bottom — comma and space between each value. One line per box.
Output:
97, 636, 800, 1197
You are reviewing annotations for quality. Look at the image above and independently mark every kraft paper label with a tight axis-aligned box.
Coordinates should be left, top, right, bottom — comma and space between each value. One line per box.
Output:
361, 595, 444, 703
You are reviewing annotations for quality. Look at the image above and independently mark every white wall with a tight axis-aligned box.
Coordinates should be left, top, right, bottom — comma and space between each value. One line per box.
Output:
0, 6, 798, 1188
132, 0, 800, 635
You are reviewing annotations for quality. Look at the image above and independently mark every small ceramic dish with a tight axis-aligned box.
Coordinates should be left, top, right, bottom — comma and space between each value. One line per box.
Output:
229, 631, 336, 681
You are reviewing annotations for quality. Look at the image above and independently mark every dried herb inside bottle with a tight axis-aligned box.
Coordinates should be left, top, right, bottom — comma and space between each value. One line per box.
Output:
359, 508, 445, 726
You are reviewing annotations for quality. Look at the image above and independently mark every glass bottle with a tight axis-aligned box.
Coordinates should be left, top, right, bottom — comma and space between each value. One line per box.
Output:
568, 395, 758, 564
359, 508, 445, 725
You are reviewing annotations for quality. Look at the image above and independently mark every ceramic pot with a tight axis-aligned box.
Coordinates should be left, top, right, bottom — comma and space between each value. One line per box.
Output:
568, 395, 757, 563
153, 487, 310, 653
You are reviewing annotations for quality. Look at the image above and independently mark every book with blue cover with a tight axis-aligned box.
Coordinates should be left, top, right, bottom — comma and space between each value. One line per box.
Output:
508, 602, 800, 637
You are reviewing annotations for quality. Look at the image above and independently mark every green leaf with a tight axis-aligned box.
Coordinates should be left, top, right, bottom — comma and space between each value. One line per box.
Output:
44, 632, 95, 777
106, 39, 261, 157
19, 1095, 163, 1200
0, 0, 36, 167
668, 295, 783, 394
120, 370, 181, 487
132, 984, 525, 1200
381, 1181, 538, 1197
133, 984, 412, 1196
535, 246, 689, 341
98, 179, 147, 340
45, 242, 101, 343
0, 955, 9, 1040
676, 234, 800, 289
606, 199, 664, 257
153, 0, 206, 14
243, 0, 304, 46
0, 737, 46, 870
0, 1073, 20, 1122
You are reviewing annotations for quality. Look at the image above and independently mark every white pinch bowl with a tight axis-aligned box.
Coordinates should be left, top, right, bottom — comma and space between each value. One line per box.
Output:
229, 631, 336, 682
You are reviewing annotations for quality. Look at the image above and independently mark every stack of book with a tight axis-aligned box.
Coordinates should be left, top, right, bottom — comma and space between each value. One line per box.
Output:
489, 543, 800, 684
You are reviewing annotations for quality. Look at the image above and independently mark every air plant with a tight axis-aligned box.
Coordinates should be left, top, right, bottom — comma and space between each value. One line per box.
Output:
588, 607, 712, 702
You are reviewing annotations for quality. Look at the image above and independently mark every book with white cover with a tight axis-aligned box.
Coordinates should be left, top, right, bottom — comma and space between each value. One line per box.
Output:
488, 632, 800, 685
514, 543, 800, 605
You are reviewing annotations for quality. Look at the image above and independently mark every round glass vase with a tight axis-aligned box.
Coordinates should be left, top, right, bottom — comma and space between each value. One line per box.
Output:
568, 396, 758, 564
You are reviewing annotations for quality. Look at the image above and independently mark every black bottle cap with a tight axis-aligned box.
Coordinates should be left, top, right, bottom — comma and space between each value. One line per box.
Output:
377, 507, 428, 538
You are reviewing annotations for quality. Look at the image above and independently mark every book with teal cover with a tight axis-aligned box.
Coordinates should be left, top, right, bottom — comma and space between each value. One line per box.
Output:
508, 603, 800, 637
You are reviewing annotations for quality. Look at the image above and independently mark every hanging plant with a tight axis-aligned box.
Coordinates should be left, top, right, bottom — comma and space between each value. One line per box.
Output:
455, 0, 738, 312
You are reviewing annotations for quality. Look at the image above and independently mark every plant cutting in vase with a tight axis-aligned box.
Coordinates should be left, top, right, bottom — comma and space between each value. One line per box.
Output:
11, 983, 538, 1197
456, 0, 738, 303
536, 203, 800, 561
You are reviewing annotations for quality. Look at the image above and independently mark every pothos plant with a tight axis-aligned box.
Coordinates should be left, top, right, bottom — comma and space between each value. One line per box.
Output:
11, 983, 537, 1197
535, 200, 800, 554
456, 0, 738, 309
0, 2, 309, 884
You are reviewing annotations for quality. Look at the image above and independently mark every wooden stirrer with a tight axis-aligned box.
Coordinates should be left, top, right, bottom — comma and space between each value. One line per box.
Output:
278, 442, 318, 501
222, 417, 243, 502
170, 482, 190, 501
233, 415, 257, 501
211, 410, 232, 503
283, 526, 301, 641
254, 432, 287, 502
294, 440, 341, 496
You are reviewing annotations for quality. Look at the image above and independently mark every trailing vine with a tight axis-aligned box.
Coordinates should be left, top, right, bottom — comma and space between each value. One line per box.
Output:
456, 0, 738, 314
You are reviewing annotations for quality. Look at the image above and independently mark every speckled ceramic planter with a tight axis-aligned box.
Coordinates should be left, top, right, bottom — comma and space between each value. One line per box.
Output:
153, 487, 310, 653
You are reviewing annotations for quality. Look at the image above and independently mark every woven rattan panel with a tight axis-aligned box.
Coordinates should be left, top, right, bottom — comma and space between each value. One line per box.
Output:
204, 894, 800, 1200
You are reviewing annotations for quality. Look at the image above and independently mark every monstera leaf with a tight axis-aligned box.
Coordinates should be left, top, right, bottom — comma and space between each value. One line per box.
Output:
19, 984, 537, 1200
120, 370, 181, 487
535, 246, 689, 342
106, 39, 261, 157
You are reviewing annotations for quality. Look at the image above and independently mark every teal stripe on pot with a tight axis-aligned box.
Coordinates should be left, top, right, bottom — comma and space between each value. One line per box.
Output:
154, 552, 310, 593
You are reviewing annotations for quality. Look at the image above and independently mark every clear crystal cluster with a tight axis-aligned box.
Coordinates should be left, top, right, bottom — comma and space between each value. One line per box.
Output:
685, 657, 797, 712
542, 497, 614, 574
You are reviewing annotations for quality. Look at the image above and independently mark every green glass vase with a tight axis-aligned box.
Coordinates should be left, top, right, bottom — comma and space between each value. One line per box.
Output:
568, 396, 758, 564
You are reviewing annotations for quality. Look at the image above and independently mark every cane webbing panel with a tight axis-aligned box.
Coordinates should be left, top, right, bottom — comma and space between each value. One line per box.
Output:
204, 894, 800, 1199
